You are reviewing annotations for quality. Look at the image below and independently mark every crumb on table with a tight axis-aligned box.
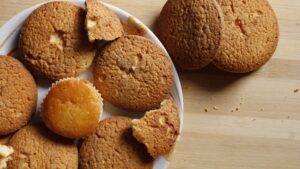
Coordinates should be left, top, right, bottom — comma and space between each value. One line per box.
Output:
294, 89, 299, 93
204, 108, 208, 112
213, 106, 219, 110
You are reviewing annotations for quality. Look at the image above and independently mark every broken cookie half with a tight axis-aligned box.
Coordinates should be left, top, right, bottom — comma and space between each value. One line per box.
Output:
85, 0, 124, 42
132, 96, 180, 158
0, 145, 14, 169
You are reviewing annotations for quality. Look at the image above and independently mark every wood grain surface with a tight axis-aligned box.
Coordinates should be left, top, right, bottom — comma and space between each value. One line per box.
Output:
1, 0, 300, 169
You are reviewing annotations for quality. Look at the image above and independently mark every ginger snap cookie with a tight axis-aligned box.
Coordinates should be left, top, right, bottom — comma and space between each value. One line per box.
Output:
85, 0, 124, 42
157, 0, 224, 70
93, 35, 173, 112
80, 116, 153, 169
0, 56, 37, 135
132, 96, 180, 158
8, 124, 78, 169
213, 0, 279, 73
19, 2, 96, 80
41, 78, 103, 139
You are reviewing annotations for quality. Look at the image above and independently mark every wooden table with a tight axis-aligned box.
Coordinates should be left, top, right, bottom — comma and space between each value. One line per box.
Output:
1, 0, 299, 168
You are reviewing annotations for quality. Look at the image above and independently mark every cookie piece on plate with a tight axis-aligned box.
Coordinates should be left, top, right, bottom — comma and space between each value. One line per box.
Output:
157, 0, 224, 70
132, 96, 180, 157
93, 35, 173, 112
80, 116, 153, 169
85, 0, 124, 42
213, 0, 279, 73
19, 2, 96, 80
41, 78, 103, 139
8, 124, 78, 169
0, 56, 37, 135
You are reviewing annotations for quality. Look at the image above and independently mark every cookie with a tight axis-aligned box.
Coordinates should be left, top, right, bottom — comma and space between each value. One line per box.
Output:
0, 56, 37, 135
41, 78, 103, 139
132, 96, 180, 157
213, 0, 279, 73
8, 124, 78, 169
19, 2, 96, 80
85, 0, 124, 42
157, 0, 224, 70
0, 144, 14, 169
93, 35, 173, 112
80, 116, 153, 169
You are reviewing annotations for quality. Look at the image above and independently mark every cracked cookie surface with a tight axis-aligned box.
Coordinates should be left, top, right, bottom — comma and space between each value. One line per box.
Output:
213, 0, 279, 73
132, 96, 180, 157
0, 56, 37, 135
80, 116, 153, 169
19, 2, 96, 80
8, 124, 78, 169
93, 35, 173, 112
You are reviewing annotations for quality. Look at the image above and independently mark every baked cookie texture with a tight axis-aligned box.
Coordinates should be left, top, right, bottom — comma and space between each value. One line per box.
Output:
132, 96, 180, 158
0, 56, 37, 135
85, 0, 124, 41
93, 35, 173, 112
19, 1, 96, 80
80, 116, 153, 169
157, 0, 224, 70
213, 0, 279, 73
41, 78, 103, 139
8, 124, 78, 169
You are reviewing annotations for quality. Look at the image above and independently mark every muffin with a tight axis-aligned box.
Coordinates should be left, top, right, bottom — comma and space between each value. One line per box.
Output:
41, 78, 103, 139
0, 56, 37, 135
93, 35, 173, 112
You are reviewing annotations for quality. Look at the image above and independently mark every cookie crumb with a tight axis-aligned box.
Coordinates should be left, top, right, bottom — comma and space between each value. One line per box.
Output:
294, 89, 299, 93
204, 108, 208, 112
235, 108, 239, 111
212, 106, 219, 110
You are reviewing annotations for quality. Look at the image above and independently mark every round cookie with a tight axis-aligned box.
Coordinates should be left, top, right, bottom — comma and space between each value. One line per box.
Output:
80, 116, 153, 169
8, 124, 78, 169
0, 56, 37, 135
132, 96, 180, 157
19, 2, 96, 80
85, 0, 124, 42
41, 78, 103, 139
93, 35, 173, 112
157, 0, 224, 70
213, 0, 279, 73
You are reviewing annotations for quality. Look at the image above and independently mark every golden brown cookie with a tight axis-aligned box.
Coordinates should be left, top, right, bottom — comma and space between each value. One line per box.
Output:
213, 0, 279, 73
8, 124, 78, 169
93, 35, 173, 112
80, 116, 153, 169
85, 0, 124, 42
157, 0, 224, 70
41, 78, 103, 139
0, 56, 37, 135
132, 96, 180, 158
19, 2, 96, 80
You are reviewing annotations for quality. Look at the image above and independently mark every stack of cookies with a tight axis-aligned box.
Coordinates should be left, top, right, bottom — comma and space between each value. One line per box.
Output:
0, 0, 180, 168
157, 0, 279, 73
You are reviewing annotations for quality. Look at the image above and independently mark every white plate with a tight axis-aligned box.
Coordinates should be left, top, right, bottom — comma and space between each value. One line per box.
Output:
0, 0, 184, 168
